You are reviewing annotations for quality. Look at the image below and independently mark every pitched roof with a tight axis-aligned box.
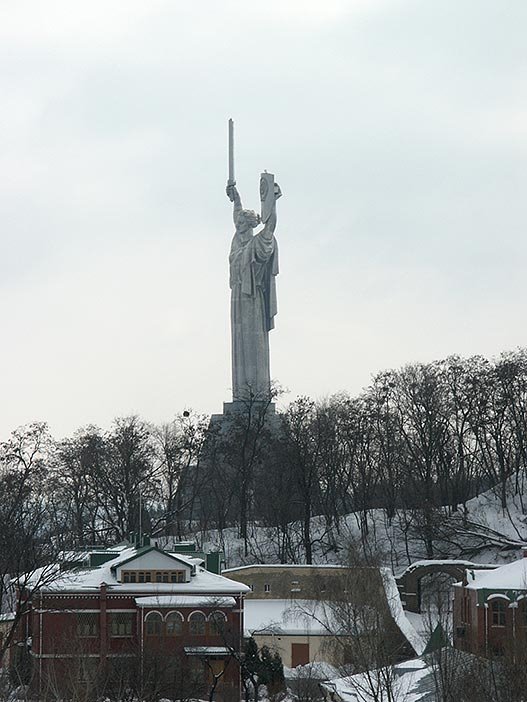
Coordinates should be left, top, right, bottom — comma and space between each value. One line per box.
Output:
109, 545, 195, 572
29, 543, 250, 595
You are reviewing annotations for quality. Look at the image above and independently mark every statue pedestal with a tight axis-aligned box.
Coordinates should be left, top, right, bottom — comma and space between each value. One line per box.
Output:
210, 400, 276, 429
222, 401, 275, 415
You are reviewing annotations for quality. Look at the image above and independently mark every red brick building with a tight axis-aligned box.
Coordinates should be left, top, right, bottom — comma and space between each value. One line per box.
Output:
17, 539, 249, 700
453, 552, 527, 659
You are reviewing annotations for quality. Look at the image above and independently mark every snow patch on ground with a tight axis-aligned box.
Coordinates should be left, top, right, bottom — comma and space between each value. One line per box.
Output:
321, 657, 435, 702
284, 661, 341, 680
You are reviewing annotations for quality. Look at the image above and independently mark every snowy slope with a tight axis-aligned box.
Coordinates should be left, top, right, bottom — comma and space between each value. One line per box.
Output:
195, 478, 527, 571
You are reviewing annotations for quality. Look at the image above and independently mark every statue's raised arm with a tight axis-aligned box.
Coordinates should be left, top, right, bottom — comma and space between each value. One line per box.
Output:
227, 183, 261, 233
226, 183, 243, 226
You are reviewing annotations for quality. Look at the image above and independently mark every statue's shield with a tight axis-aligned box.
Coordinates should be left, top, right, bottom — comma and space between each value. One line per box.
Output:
260, 172, 275, 224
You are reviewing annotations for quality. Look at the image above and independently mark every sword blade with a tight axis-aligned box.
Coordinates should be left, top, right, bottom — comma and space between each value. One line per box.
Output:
228, 118, 235, 185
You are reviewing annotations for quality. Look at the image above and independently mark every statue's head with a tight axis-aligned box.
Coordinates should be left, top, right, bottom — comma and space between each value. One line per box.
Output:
235, 208, 260, 233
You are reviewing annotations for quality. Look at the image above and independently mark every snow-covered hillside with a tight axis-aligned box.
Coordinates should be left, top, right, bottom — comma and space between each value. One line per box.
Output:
194, 478, 527, 571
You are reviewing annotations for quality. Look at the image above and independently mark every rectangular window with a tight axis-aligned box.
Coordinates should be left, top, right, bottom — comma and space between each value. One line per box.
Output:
491, 600, 506, 627
264, 584, 270, 593
123, 569, 184, 584
77, 613, 99, 637
154, 571, 170, 583
110, 612, 134, 637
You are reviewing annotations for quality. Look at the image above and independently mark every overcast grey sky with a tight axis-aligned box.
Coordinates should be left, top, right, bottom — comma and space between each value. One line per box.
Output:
1, 0, 526, 438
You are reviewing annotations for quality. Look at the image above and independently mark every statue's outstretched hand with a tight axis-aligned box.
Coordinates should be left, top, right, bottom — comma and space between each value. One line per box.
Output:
226, 183, 239, 202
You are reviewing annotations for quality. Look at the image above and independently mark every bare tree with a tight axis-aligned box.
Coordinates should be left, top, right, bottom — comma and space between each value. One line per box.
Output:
50, 426, 105, 547
0, 424, 64, 673
92, 416, 158, 541
290, 549, 411, 702
150, 411, 208, 540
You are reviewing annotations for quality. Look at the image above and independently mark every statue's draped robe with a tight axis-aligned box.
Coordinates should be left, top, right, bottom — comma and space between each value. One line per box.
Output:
229, 225, 278, 401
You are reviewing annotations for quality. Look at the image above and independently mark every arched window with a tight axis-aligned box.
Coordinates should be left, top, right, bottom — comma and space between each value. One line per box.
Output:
189, 611, 206, 636
209, 611, 227, 634
166, 611, 183, 636
145, 611, 163, 636
491, 600, 506, 627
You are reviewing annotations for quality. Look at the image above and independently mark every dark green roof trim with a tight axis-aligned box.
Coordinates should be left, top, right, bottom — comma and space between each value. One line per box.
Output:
477, 588, 527, 605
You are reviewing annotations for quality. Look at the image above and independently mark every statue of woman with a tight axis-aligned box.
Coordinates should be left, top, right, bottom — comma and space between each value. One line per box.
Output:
226, 182, 280, 402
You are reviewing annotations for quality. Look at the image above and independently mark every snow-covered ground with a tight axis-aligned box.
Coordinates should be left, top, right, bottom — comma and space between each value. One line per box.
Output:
321, 657, 435, 702
284, 661, 342, 681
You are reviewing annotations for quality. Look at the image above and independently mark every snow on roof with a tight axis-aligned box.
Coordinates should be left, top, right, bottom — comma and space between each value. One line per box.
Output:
223, 564, 346, 573
31, 546, 250, 595
321, 657, 434, 702
135, 595, 236, 608
381, 568, 426, 656
463, 557, 527, 591
404, 612, 429, 642
244, 571, 425, 655
400, 560, 498, 576
452, 568, 495, 589
244, 599, 335, 636
169, 554, 205, 567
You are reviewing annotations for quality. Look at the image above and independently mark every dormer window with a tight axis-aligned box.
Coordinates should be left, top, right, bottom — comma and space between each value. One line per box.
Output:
121, 569, 186, 584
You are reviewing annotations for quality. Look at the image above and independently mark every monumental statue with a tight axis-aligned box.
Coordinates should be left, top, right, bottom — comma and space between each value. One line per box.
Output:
226, 119, 281, 403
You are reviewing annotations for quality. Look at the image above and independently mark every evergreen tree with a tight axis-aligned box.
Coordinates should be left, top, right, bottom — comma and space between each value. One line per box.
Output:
242, 638, 285, 700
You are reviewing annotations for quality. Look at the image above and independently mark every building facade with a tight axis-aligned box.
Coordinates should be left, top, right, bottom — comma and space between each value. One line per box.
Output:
17, 539, 249, 700
222, 564, 349, 600
453, 552, 527, 658
224, 564, 424, 669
